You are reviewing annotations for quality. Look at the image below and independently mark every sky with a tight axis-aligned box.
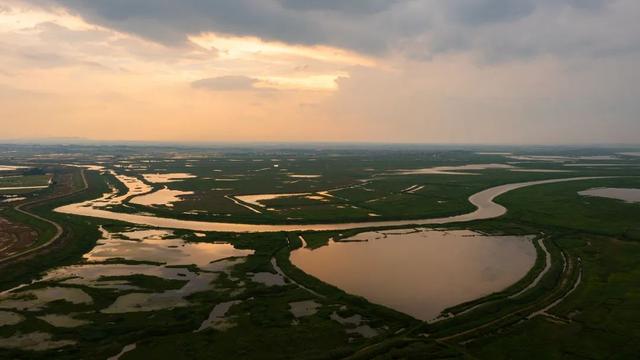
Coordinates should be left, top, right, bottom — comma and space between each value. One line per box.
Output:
1, 0, 639, 144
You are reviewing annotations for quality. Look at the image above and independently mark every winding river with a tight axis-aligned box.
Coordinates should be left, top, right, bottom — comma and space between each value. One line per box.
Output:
55, 176, 605, 232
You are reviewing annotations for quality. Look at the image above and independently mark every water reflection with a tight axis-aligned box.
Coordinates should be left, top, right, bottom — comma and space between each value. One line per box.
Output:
142, 173, 196, 183
0, 287, 92, 311
86, 227, 252, 267
0, 332, 75, 351
196, 300, 242, 332
37, 314, 89, 328
234, 192, 310, 208
130, 187, 193, 208
291, 229, 536, 320
0, 227, 254, 350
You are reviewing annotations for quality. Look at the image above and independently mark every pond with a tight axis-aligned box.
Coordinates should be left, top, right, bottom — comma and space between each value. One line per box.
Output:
578, 187, 640, 203
291, 229, 536, 321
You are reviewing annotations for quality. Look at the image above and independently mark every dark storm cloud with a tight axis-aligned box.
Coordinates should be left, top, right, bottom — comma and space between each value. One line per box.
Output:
37, 0, 419, 54
446, 0, 536, 26
25, 0, 636, 60
37, 0, 325, 46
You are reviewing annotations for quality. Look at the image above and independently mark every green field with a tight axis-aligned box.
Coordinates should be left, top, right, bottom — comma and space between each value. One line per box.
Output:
0, 175, 51, 195
90, 149, 640, 225
0, 175, 50, 187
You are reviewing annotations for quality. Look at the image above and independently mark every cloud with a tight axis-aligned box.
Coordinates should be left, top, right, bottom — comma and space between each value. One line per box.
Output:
191, 74, 342, 92
445, 0, 536, 26
191, 76, 259, 91
29, 0, 332, 47
21, 0, 638, 63
276, 0, 396, 15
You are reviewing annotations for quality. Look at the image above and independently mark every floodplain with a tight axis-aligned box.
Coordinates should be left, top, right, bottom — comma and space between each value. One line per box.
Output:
0, 144, 639, 359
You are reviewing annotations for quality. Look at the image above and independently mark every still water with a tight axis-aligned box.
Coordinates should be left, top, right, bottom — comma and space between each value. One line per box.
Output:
291, 229, 536, 321
578, 187, 640, 203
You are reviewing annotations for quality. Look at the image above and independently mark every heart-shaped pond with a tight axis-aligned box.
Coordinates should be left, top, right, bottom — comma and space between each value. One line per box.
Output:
291, 229, 536, 321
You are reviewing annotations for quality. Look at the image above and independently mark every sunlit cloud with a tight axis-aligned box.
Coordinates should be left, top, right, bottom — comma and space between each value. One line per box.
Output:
189, 32, 376, 67
0, 2, 359, 93
0, 0, 95, 32
187, 32, 374, 90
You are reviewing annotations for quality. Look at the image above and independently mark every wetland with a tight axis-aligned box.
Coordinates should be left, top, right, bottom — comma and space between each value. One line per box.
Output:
1, 144, 639, 359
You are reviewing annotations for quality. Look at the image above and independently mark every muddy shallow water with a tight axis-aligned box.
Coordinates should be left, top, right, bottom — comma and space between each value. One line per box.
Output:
291, 229, 536, 321
142, 173, 196, 183
130, 187, 194, 208
234, 192, 310, 208
578, 187, 640, 203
